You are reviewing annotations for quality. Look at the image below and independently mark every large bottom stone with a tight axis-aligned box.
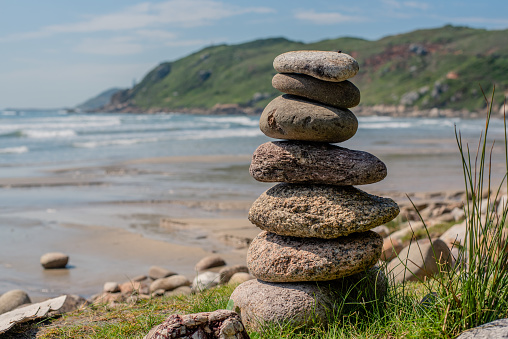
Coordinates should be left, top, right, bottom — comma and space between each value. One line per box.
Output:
247, 231, 383, 282
230, 267, 387, 331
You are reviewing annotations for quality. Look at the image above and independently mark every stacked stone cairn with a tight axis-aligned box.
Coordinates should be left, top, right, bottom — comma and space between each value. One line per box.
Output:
230, 51, 400, 330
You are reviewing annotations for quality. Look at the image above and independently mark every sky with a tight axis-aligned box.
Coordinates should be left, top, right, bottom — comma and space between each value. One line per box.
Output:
1, 0, 508, 109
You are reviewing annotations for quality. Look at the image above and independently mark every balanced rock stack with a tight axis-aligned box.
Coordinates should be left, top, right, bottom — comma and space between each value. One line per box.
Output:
230, 51, 400, 329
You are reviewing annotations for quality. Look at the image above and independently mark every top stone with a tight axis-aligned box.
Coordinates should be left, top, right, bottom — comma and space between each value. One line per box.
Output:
273, 51, 359, 82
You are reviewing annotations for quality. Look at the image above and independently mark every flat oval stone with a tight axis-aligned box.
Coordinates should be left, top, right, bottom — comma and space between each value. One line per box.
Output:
250, 141, 387, 185
273, 51, 359, 82
247, 231, 382, 282
272, 73, 360, 108
248, 183, 399, 238
260, 95, 358, 142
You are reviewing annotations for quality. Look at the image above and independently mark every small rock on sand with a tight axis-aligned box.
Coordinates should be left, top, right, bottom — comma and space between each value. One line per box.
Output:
103, 282, 120, 293
150, 275, 191, 293
40, 252, 69, 269
219, 265, 249, 285
195, 255, 226, 272
148, 266, 176, 280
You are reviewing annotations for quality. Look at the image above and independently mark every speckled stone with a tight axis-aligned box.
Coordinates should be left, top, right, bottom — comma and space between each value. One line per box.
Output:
273, 50, 359, 82
229, 279, 337, 330
247, 231, 383, 282
272, 73, 360, 108
248, 183, 399, 238
230, 267, 387, 331
260, 95, 358, 142
250, 141, 387, 185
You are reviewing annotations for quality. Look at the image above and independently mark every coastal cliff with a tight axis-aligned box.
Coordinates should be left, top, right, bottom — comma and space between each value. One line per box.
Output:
93, 25, 508, 117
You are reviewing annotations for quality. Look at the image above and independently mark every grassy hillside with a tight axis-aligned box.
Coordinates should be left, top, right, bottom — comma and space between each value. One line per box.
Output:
104, 25, 508, 113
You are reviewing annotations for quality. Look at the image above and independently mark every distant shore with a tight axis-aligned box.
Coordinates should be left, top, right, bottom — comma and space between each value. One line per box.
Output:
92, 102, 499, 119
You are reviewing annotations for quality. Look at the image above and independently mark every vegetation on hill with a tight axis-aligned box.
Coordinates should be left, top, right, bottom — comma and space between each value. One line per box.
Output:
98, 25, 508, 115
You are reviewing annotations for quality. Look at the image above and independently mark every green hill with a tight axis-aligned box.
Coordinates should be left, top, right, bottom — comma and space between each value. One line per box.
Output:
101, 25, 508, 114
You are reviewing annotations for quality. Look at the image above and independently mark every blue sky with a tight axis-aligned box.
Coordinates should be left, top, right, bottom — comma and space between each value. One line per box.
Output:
1, 0, 507, 108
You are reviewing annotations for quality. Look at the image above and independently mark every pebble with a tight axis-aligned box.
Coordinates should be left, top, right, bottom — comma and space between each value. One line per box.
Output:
387, 239, 453, 283
250, 141, 386, 185
164, 286, 192, 297
248, 183, 400, 238
103, 282, 120, 293
259, 95, 358, 143
148, 266, 176, 280
0, 290, 31, 315
149, 275, 191, 293
247, 231, 383, 282
228, 272, 254, 285
218, 265, 249, 285
40, 252, 69, 269
194, 255, 226, 272
272, 73, 360, 108
192, 271, 220, 292
273, 50, 359, 82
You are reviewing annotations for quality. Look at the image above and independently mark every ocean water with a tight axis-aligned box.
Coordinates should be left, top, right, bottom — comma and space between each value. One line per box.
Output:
1, 110, 503, 166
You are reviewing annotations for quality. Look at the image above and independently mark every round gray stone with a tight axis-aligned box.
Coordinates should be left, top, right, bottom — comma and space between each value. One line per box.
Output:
148, 266, 176, 280
272, 73, 360, 108
218, 265, 249, 284
149, 275, 191, 293
40, 252, 69, 269
248, 183, 400, 238
229, 279, 336, 331
455, 318, 508, 338
0, 290, 31, 315
260, 95, 358, 143
387, 238, 453, 284
194, 254, 226, 272
250, 141, 387, 185
273, 50, 359, 82
229, 268, 386, 331
247, 231, 383, 282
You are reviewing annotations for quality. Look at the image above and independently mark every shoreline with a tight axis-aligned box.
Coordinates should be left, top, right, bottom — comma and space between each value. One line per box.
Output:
91, 103, 500, 119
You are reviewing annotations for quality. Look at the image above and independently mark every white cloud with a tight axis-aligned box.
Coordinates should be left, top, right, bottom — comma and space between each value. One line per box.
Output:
134, 29, 177, 40
294, 9, 366, 25
382, 0, 430, 10
74, 37, 144, 55
0, 1, 275, 43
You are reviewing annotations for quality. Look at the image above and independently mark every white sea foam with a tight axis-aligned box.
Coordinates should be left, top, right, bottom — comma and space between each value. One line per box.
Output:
361, 122, 414, 129
175, 128, 262, 140
199, 116, 258, 127
22, 129, 77, 138
1, 110, 17, 116
73, 137, 159, 148
0, 146, 28, 154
